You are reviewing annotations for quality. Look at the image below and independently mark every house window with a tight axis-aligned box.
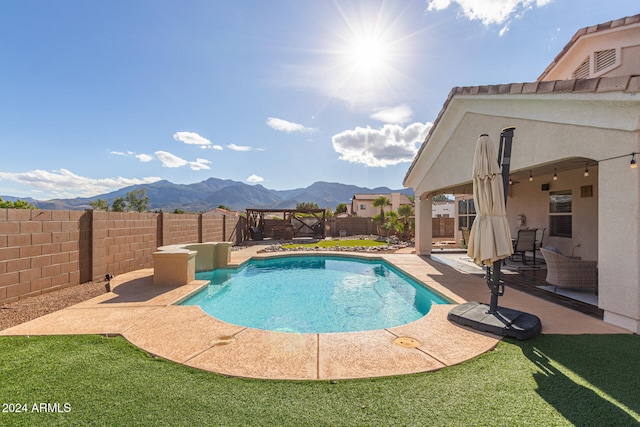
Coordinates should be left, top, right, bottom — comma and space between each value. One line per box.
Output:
360, 204, 366, 210
549, 190, 572, 238
458, 199, 476, 229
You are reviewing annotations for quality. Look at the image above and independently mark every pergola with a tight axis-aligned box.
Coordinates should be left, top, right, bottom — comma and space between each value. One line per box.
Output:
245, 208, 326, 241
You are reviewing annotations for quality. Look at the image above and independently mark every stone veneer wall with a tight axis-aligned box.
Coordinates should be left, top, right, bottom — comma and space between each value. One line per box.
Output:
0, 209, 244, 304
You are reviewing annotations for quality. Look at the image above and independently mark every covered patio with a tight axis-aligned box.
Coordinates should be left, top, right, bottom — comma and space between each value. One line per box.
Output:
404, 15, 640, 333
429, 249, 603, 319
405, 82, 638, 332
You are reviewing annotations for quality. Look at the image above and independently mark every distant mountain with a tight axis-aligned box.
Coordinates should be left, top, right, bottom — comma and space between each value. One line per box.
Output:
7, 178, 413, 212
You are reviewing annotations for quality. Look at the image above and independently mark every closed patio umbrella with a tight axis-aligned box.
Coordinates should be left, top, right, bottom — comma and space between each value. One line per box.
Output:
467, 134, 512, 267
448, 128, 541, 340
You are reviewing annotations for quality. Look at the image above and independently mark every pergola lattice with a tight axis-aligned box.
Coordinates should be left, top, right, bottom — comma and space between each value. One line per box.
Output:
245, 208, 326, 241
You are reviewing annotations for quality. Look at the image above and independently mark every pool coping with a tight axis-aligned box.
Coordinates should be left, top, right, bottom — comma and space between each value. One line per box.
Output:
0, 250, 629, 380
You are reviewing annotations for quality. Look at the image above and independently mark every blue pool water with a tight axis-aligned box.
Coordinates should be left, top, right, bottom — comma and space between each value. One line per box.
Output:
180, 255, 450, 333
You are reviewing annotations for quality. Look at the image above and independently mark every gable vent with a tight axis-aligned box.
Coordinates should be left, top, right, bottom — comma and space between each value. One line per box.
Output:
572, 57, 590, 79
595, 49, 616, 73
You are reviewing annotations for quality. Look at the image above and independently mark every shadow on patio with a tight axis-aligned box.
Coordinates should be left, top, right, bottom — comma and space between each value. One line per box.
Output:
429, 250, 602, 319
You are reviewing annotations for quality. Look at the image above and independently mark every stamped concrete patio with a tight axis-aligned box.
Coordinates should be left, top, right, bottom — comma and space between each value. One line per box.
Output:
0, 246, 628, 380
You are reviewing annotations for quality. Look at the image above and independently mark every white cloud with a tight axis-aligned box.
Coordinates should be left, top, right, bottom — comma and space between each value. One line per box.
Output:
136, 154, 154, 162
227, 143, 253, 152
155, 151, 212, 170
155, 151, 189, 168
266, 117, 315, 133
189, 158, 211, 171
110, 150, 136, 156
370, 105, 414, 124
331, 122, 432, 167
427, 0, 552, 27
207, 145, 224, 150
0, 169, 161, 198
246, 174, 264, 183
173, 131, 213, 147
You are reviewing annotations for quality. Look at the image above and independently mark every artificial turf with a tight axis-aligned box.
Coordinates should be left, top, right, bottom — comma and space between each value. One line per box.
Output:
0, 334, 638, 426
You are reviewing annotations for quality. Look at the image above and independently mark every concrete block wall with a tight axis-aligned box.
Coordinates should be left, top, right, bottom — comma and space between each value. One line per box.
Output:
0, 209, 243, 303
92, 211, 159, 281
226, 216, 244, 243
432, 217, 455, 238
162, 213, 201, 246
326, 217, 377, 237
202, 215, 224, 242
0, 209, 82, 303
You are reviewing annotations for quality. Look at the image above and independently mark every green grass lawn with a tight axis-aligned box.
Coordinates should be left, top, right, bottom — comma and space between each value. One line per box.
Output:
0, 334, 639, 426
282, 239, 387, 249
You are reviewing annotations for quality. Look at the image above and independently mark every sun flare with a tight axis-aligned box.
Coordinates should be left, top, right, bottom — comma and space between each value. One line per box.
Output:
321, 2, 417, 106
347, 34, 390, 71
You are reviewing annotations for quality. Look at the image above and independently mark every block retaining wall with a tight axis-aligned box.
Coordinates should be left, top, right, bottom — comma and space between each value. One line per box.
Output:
0, 209, 244, 304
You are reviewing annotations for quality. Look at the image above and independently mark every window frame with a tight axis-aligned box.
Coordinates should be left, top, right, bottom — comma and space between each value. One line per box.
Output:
458, 198, 476, 230
549, 190, 572, 238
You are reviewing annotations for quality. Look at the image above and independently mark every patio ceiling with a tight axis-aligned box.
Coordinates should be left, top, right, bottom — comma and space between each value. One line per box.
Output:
430, 156, 595, 197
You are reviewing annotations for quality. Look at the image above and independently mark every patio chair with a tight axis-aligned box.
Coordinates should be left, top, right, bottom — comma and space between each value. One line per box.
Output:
461, 227, 470, 248
540, 248, 598, 291
249, 226, 264, 241
534, 227, 546, 263
510, 228, 537, 265
534, 228, 546, 251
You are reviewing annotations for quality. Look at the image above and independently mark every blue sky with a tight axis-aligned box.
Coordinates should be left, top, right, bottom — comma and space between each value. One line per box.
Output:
0, 0, 637, 200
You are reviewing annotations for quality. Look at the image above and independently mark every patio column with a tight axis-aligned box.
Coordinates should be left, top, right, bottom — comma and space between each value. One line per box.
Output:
598, 158, 640, 333
415, 195, 433, 256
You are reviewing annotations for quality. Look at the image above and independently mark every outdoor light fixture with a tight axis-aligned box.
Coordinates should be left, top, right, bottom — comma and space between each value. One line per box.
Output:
597, 152, 638, 170
105, 274, 114, 293
584, 163, 589, 177
529, 170, 533, 181
553, 168, 558, 181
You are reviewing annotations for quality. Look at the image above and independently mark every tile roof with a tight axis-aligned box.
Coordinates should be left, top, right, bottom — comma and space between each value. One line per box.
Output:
538, 14, 640, 81
404, 14, 640, 187
352, 193, 411, 201
403, 74, 640, 186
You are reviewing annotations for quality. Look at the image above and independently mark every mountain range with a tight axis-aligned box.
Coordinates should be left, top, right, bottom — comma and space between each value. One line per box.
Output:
2, 178, 413, 212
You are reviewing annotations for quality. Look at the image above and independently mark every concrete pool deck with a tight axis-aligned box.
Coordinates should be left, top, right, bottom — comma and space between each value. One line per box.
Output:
0, 247, 629, 380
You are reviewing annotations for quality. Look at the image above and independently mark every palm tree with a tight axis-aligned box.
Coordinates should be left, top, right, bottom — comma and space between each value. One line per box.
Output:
372, 196, 391, 235
397, 204, 414, 240
383, 211, 404, 236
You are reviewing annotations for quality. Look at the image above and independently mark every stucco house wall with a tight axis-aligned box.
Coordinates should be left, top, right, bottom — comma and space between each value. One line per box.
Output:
350, 193, 413, 218
404, 14, 640, 333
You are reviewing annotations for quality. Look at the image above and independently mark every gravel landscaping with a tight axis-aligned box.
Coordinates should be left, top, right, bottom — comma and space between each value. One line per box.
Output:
0, 280, 108, 331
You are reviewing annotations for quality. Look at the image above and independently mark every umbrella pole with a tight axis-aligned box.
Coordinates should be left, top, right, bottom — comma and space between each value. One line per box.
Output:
488, 127, 514, 312
487, 260, 504, 313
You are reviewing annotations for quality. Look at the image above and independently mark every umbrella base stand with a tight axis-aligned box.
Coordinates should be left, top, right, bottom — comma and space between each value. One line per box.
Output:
447, 302, 541, 340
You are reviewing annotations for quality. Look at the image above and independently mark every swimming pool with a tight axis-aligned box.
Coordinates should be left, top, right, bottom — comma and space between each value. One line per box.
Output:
180, 255, 450, 333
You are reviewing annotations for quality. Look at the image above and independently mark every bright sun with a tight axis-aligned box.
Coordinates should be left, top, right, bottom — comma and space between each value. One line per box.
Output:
314, 2, 418, 106
328, 3, 413, 105
348, 35, 390, 71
